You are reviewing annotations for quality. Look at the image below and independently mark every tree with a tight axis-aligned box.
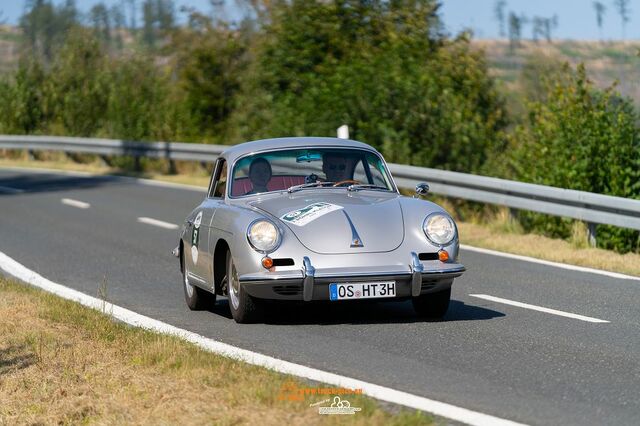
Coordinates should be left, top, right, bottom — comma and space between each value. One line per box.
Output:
110, 4, 126, 49
124, 0, 137, 30
20, 0, 79, 62
613, 0, 630, 39
89, 3, 111, 44
142, 0, 176, 48
593, 1, 606, 40
542, 15, 558, 42
494, 0, 507, 37
142, 0, 156, 46
506, 64, 640, 252
47, 28, 109, 136
508, 12, 524, 53
532, 16, 544, 42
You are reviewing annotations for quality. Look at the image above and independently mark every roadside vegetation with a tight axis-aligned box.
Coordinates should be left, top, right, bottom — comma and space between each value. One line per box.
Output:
0, 0, 638, 253
0, 276, 433, 425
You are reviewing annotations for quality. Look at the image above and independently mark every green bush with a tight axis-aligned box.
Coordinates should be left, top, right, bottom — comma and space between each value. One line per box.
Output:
504, 63, 640, 252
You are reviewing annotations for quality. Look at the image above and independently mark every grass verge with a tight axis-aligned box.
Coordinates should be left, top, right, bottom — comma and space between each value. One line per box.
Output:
0, 277, 433, 425
1, 155, 639, 278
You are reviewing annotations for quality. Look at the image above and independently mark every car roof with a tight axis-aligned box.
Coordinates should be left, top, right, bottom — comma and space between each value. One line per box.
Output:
220, 137, 380, 164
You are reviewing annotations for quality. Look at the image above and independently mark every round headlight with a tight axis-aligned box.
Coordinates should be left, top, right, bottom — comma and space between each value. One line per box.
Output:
247, 220, 281, 253
423, 214, 456, 246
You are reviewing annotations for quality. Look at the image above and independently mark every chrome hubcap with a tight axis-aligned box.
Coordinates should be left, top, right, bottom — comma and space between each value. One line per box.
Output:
184, 263, 194, 298
228, 259, 240, 310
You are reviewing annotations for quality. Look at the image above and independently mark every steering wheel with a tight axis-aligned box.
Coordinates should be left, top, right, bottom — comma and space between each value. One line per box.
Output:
333, 179, 360, 187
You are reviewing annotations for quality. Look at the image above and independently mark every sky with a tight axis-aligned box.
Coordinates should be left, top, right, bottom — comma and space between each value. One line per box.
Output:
0, 0, 636, 40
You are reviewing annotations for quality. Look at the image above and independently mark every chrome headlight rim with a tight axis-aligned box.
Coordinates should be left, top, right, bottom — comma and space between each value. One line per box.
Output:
422, 213, 457, 246
246, 218, 282, 254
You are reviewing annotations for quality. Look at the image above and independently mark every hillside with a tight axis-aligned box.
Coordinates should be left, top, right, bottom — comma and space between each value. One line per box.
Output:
474, 39, 640, 106
0, 25, 20, 74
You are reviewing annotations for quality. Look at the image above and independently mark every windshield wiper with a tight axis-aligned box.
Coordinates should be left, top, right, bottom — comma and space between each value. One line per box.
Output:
347, 184, 390, 192
287, 181, 335, 193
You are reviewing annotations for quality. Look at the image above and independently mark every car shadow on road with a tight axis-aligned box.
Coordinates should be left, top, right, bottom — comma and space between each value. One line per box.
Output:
211, 299, 504, 325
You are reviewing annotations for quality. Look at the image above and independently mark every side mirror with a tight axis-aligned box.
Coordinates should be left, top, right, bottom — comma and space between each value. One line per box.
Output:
415, 183, 430, 197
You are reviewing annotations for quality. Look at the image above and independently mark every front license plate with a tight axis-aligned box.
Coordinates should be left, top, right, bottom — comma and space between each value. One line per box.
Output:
329, 281, 396, 301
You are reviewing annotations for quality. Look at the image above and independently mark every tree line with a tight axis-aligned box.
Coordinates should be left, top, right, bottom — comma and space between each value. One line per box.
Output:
0, 0, 638, 252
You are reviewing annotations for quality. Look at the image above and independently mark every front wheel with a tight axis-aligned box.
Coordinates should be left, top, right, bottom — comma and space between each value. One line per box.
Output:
412, 287, 451, 320
226, 250, 262, 323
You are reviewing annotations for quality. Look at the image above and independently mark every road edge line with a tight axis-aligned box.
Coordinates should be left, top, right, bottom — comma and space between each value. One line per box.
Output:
460, 244, 639, 281
0, 250, 526, 426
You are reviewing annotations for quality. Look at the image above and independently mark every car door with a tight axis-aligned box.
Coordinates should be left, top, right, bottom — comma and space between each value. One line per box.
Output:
184, 158, 226, 288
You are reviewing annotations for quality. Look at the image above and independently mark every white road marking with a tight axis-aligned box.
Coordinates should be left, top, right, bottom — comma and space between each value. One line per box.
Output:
469, 294, 610, 324
0, 185, 24, 193
461, 244, 639, 281
0, 251, 526, 426
137, 217, 179, 230
61, 198, 90, 209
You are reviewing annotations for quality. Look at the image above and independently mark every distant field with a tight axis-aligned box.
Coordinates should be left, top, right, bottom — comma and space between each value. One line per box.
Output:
473, 39, 640, 105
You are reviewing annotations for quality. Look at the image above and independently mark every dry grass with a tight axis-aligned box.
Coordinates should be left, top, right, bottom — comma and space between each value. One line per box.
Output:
458, 222, 640, 277
0, 152, 212, 188
0, 278, 433, 425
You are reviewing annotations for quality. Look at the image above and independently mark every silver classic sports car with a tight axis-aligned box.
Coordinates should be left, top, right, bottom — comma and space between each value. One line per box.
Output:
175, 137, 465, 323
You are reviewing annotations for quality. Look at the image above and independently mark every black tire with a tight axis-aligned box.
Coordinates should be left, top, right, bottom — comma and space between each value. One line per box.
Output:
412, 288, 451, 320
182, 250, 216, 310
226, 250, 262, 323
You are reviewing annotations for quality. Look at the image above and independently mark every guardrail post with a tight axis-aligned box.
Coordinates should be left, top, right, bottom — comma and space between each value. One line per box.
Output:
168, 159, 177, 174
587, 222, 597, 247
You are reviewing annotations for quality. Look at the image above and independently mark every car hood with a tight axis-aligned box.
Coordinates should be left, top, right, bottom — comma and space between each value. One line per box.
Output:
249, 191, 404, 254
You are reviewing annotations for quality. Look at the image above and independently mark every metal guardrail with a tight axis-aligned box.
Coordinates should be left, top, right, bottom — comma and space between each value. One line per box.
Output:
1, 135, 639, 242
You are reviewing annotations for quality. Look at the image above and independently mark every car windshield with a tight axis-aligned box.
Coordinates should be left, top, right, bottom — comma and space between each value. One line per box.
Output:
230, 148, 394, 197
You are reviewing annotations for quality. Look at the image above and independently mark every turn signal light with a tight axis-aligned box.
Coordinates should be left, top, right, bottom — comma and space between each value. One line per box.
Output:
438, 250, 449, 262
261, 256, 274, 269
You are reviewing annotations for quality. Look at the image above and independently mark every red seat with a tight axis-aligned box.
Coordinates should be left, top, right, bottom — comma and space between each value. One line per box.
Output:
231, 176, 306, 196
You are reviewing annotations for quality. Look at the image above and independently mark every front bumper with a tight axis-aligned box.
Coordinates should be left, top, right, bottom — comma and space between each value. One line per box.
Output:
240, 253, 465, 301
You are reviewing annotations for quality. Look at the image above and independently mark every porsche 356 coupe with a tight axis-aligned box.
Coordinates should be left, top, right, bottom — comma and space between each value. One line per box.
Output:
175, 137, 465, 323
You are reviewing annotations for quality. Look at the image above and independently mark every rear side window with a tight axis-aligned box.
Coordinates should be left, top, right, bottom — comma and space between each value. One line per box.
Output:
208, 159, 227, 198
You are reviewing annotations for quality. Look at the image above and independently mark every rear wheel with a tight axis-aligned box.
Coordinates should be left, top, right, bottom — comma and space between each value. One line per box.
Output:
226, 250, 262, 323
182, 250, 216, 310
412, 288, 451, 320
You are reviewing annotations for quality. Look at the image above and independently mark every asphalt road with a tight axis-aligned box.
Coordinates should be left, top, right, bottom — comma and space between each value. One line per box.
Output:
1, 168, 639, 426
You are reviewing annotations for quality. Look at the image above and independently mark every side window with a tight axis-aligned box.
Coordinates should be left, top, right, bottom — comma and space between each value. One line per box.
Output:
353, 156, 387, 186
208, 159, 228, 198
353, 160, 367, 183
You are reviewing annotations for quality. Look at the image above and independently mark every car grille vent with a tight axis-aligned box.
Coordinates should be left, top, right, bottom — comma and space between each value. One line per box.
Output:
272, 258, 295, 266
273, 285, 302, 296
421, 280, 438, 291
419, 253, 439, 261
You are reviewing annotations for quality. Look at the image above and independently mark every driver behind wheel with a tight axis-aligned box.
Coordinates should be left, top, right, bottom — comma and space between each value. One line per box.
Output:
246, 157, 272, 194
322, 153, 354, 183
